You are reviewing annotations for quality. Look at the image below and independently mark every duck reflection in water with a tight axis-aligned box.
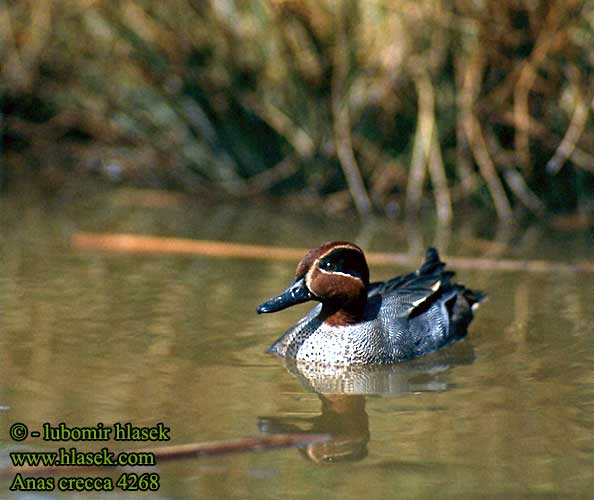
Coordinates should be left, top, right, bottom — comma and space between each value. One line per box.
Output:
258, 342, 474, 464
260, 394, 369, 463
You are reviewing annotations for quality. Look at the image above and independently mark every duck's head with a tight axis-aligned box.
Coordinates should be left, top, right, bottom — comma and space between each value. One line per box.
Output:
257, 242, 370, 325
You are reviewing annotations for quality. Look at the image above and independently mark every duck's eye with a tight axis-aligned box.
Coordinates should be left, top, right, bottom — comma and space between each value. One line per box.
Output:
320, 260, 336, 272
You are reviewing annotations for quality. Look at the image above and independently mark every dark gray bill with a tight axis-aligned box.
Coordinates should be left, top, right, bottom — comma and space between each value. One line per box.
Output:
257, 277, 313, 314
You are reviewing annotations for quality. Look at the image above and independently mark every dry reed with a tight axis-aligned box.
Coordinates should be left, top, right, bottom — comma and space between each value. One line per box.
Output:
1, 0, 592, 218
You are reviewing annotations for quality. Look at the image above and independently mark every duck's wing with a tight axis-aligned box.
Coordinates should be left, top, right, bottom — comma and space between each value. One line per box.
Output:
368, 248, 455, 318
367, 271, 416, 297
368, 247, 450, 295
388, 274, 452, 318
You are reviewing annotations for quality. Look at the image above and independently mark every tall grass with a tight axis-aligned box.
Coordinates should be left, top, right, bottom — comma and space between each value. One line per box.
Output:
1, 0, 592, 218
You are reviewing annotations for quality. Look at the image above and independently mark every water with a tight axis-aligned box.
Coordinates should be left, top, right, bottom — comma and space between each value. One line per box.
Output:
0, 185, 592, 499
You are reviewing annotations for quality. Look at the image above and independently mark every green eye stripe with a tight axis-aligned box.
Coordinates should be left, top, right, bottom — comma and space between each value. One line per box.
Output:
318, 248, 364, 279
321, 260, 335, 270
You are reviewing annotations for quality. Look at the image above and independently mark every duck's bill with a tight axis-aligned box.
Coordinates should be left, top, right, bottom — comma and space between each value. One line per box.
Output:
257, 277, 313, 314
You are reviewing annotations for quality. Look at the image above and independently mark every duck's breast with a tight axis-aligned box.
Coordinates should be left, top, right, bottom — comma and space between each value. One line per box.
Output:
295, 319, 387, 365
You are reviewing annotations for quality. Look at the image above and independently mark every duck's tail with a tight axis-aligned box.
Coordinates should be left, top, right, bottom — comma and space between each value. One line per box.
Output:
418, 247, 447, 275
463, 288, 487, 311
446, 284, 486, 340
421, 247, 487, 309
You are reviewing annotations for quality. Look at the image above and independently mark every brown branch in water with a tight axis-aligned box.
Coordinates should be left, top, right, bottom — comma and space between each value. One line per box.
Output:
405, 73, 434, 216
71, 233, 594, 274
0, 434, 329, 478
73, 232, 308, 260
331, 3, 372, 217
142, 434, 329, 460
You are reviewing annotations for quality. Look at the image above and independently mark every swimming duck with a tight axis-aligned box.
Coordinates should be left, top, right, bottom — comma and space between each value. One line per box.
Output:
257, 242, 485, 365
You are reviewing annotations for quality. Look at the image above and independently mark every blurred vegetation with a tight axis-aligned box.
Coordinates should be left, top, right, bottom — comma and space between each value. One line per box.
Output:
0, 0, 592, 219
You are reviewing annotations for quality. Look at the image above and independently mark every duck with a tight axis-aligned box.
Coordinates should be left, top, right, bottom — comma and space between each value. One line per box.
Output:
257, 242, 485, 365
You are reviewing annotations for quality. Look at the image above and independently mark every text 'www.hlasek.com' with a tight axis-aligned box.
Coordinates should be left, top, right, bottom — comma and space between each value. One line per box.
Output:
7, 422, 170, 493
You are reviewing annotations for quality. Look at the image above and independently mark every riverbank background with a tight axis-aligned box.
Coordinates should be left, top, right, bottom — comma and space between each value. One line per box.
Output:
0, 1, 592, 221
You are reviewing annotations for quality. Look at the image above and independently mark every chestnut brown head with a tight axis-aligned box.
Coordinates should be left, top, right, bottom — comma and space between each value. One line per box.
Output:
257, 242, 369, 324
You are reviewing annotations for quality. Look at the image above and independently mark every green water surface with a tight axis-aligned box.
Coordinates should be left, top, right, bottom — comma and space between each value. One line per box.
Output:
0, 185, 592, 499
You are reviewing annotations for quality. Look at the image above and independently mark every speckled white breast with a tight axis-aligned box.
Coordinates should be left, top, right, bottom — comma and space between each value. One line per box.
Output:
267, 293, 456, 366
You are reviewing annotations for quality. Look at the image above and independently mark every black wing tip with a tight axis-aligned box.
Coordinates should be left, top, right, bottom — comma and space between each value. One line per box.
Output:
425, 247, 441, 262
419, 247, 446, 275
467, 289, 487, 304
459, 288, 487, 310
